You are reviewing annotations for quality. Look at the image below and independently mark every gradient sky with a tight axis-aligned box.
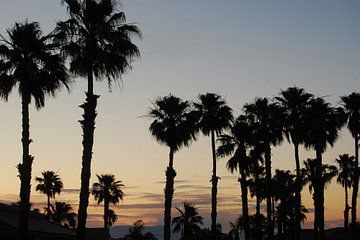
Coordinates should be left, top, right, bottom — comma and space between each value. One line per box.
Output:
0, 0, 360, 231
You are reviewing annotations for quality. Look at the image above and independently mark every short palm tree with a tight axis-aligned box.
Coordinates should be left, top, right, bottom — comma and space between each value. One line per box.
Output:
335, 154, 356, 230
172, 201, 203, 239
340, 92, 360, 232
56, 1, 141, 238
302, 159, 338, 240
217, 115, 254, 240
0, 21, 69, 240
304, 97, 345, 240
92, 174, 124, 229
228, 216, 244, 240
51, 201, 77, 228
107, 209, 118, 227
275, 86, 313, 239
148, 94, 198, 240
243, 98, 284, 239
35, 170, 63, 218
194, 93, 233, 238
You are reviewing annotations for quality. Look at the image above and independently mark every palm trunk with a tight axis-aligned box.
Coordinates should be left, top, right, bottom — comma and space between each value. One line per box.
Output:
104, 198, 109, 229
265, 144, 274, 239
240, 169, 250, 240
18, 94, 33, 240
344, 182, 349, 231
294, 143, 302, 240
313, 189, 318, 240
351, 134, 359, 238
77, 69, 99, 240
210, 130, 218, 240
47, 194, 51, 220
315, 148, 325, 240
164, 148, 176, 240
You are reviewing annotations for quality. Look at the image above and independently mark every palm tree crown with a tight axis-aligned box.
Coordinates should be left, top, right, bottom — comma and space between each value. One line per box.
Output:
172, 202, 203, 239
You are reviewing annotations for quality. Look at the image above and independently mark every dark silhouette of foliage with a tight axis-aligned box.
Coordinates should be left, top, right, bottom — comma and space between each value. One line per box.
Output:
92, 174, 124, 229
194, 93, 233, 239
340, 92, 360, 237
148, 94, 198, 240
56, 1, 141, 239
335, 154, 356, 230
50, 201, 77, 229
243, 98, 284, 239
304, 97, 346, 240
126, 220, 158, 240
35, 170, 63, 219
0, 21, 69, 240
107, 209, 118, 227
172, 201, 203, 239
275, 86, 313, 239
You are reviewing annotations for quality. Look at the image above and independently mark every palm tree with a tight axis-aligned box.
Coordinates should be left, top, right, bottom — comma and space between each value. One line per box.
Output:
243, 98, 284, 239
341, 92, 360, 234
228, 217, 244, 240
56, 1, 141, 238
335, 154, 356, 230
92, 174, 124, 229
217, 115, 254, 240
304, 97, 346, 240
172, 201, 203, 239
148, 94, 198, 240
0, 21, 69, 240
302, 159, 338, 240
194, 93, 233, 238
35, 170, 63, 218
275, 86, 313, 239
51, 201, 77, 228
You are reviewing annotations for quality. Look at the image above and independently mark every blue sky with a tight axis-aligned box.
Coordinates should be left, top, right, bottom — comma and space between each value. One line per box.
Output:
0, 0, 359, 230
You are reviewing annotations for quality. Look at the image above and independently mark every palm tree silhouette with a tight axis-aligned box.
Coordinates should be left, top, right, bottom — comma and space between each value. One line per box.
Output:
243, 98, 284, 239
56, 1, 141, 238
302, 159, 338, 240
217, 115, 254, 240
172, 201, 203, 239
340, 92, 360, 235
92, 174, 124, 229
275, 86, 313, 239
304, 97, 345, 240
194, 93, 233, 239
335, 154, 356, 230
228, 216, 244, 240
51, 201, 77, 228
107, 209, 118, 227
0, 21, 69, 240
148, 94, 198, 240
35, 170, 63, 219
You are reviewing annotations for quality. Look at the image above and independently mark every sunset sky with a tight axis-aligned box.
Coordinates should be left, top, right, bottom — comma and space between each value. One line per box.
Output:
0, 0, 359, 231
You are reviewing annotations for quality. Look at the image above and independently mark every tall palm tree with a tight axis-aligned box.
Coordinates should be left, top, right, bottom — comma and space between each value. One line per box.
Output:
172, 201, 203, 239
302, 159, 338, 240
340, 92, 360, 234
275, 86, 313, 239
304, 97, 346, 240
0, 21, 69, 240
194, 93, 233, 239
243, 98, 284, 239
335, 154, 356, 230
217, 115, 254, 240
92, 174, 124, 229
35, 170, 63, 218
56, 1, 141, 238
148, 95, 198, 240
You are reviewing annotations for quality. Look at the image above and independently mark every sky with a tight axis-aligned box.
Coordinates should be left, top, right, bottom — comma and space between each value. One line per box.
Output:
0, 0, 360, 233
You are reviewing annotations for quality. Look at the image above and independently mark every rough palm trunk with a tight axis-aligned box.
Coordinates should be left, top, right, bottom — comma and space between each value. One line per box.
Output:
344, 182, 349, 230
294, 143, 302, 240
351, 135, 359, 238
164, 148, 176, 240
265, 144, 274, 239
77, 69, 98, 240
210, 130, 218, 239
47, 194, 51, 220
239, 170, 250, 240
104, 197, 109, 229
18, 94, 32, 240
